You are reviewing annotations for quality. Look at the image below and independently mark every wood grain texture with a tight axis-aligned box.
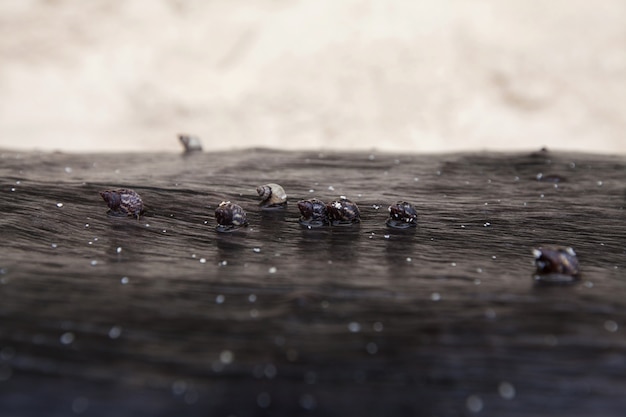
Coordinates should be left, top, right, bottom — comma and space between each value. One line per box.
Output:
0, 149, 625, 416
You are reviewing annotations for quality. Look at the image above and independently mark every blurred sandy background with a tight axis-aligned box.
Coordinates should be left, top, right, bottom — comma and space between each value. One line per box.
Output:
0, 0, 624, 154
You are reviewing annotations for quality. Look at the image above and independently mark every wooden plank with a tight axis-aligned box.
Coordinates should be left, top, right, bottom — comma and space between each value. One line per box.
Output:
0, 149, 625, 416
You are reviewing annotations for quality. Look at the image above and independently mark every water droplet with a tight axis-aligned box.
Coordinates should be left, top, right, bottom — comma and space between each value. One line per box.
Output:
431, 293, 441, 301
368, 154, 376, 161
268, 266, 277, 274
406, 257, 412, 262
248, 294, 257, 303
308, 189, 315, 193
60, 332, 75, 345
172, 380, 187, 395
51, 243, 58, 249
84, 223, 90, 228
366, 342, 378, 355
216, 295, 225, 304
451, 262, 456, 267
218, 260, 227, 266
264, 363, 277, 379
299, 393, 317, 410
483, 222, 491, 227
253, 247, 261, 253
257, 392, 271, 408
597, 180, 603, 187
498, 381, 516, 400
584, 281, 594, 288
384, 234, 390, 239
327, 185, 335, 191
373, 322, 384, 332
604, 320, 618, 333
64, 167, 73, 174
250, 309, 259, 318
108, 326, 122, 339
199, 258, 206, 264
10, 188, 15, 192
71, 397, 89, 414
90, 260, 98, 266
348, 322, 361, 333
56, 203, 64, 208
116, 247, 122, 254
219, 350, 234, 364
466, 395, 483, 413
476, 268, 483, 273
120, 276, 129, 284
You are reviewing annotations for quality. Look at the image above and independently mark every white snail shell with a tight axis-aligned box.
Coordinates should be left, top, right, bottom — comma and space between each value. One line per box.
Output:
256, 183, 287, 207
178, 134, 203, 152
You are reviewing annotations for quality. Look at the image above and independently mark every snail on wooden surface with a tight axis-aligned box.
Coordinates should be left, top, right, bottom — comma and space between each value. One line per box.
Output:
99, 189, 144, 219
178, 134, 203, 152
326, 198, 361, 225
386, 201, 418, 229
532, 246, 580, 283
297, 198, 329, 228
215, 201, 248, 232
256, 183, 287, 208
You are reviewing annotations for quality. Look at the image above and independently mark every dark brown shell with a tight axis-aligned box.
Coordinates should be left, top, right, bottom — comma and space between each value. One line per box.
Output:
99, 189, 144, 219
326, 198, 360, 225
215, 201, 248, 232
256, 183, 287, 208
297, 198, 329, 227
532, 246, 580, 283
386, 201, 418, 228
178, 134, 203, 152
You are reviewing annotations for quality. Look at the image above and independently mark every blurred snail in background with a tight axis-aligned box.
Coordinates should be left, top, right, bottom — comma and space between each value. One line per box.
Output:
326, 197, 360, 225
532, 246, 580, 283
99, 189, 144, 219
386, 201, 418, 229
297, 198, 329, 228
256, 183, 287, 208
215, 201, 248, 232
178, 134, 203, 152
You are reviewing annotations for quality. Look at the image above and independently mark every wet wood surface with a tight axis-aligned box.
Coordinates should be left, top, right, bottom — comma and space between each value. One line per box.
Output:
0, 148, 625, 416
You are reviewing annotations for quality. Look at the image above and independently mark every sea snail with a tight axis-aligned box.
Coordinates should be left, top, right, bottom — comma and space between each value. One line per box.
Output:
178, 134, 203, 152
532, 246, 580, 283
215, 201, 248, 232
99, 189, 144, 219
257, 183, 287, 208
297, 198, 329, 227
386, 201, 418, 228
326, 198, 360, 225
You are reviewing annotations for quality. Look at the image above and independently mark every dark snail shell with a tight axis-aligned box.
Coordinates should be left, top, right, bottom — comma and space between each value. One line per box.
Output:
178, 134, 203, 152
532, 246, 580, 283
297, 198, 329, 228
215, 201, 248, 232
99, 189, 144, 219
256, 183, 287, 208
386, 201, 418, 228
326, 198, 360, 225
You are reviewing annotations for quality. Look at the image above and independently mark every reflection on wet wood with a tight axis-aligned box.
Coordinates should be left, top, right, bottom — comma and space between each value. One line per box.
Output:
0, 149, 625, 416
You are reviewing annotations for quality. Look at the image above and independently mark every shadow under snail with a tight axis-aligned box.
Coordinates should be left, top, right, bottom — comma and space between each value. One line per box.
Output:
257, 183, 287, 208
532, 246, 580, 284
99, 189, 144, 219
215, 201, 248, 232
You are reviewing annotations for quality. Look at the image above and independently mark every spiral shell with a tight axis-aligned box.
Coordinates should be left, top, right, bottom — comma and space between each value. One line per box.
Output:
326, 198, 360, 225
99, 188, 144, 219
532, 246, 580, 283
386, 201, 418, 228
297, 198, 329, 227
178, 134, 203, 152
256, 183, 287, 208
215, 201, 248, 232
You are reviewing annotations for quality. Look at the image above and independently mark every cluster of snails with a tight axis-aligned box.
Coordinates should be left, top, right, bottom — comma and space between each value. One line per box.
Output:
99, 184, 581, 283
